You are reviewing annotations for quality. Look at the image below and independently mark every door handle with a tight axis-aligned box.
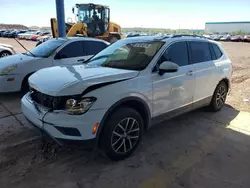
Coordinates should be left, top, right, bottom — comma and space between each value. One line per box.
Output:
77, 58, 86, 62
186, 70, 193, 76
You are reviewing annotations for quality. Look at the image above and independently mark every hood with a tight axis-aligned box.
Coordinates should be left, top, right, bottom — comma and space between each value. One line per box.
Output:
0, 53, 41, 69
0, 43, 13, 48
29, 65, 139, 96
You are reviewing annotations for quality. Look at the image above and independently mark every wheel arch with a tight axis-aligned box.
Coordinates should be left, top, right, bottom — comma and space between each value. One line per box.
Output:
220, 77, 230, 90
0, 50, 12, 56
96, 96, 151, 146
21, 72, 35, 90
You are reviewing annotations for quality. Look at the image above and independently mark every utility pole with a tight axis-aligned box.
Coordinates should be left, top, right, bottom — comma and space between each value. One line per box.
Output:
55, 0, 66, 37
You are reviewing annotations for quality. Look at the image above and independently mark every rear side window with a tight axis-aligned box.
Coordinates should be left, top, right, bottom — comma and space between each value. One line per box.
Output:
159, 42, 189, 67
190, 41, 212, 64
83, 41, 108, 55
211, 43, 223, 60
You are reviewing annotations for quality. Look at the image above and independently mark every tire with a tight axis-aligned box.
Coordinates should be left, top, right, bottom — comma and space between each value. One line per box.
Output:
209, 81, 228, 112
100, 107, 143, 161
0, 51, 11, 57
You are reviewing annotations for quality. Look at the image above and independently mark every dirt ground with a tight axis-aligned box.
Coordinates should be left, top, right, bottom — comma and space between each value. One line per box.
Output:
0, 39, 250, 188
223, 42, 250, 112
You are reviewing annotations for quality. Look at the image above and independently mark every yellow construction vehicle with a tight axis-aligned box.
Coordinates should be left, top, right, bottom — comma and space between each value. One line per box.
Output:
50, 3, 122, 43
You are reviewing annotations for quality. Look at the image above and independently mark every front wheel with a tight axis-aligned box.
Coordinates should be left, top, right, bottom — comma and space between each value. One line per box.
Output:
0, 51, 11, 57
209, 81, 228, 112
100, 107, 143, 161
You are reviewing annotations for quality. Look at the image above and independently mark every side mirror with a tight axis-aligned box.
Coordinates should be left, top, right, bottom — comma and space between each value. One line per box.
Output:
72, 7, 75, 14
159, 61, 179, 75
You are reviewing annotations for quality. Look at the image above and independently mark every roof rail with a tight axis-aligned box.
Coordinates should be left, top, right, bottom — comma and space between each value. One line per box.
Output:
171, 34, 208, 39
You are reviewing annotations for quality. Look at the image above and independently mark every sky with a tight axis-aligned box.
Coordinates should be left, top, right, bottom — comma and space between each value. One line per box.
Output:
1, 0, 250, 29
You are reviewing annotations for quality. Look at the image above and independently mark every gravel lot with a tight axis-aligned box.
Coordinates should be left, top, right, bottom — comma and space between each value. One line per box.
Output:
0, 38, 250, 188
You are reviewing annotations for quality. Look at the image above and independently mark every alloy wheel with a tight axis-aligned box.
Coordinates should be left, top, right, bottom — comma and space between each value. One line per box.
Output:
111, 117, 140, 154
216, 85, 227, 108
1, 52, 10, 57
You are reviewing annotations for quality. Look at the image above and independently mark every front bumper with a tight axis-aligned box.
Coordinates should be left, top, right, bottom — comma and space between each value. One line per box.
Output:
0, 74, 23, 92
21, 93, 107, 148
26, 116, 96, 149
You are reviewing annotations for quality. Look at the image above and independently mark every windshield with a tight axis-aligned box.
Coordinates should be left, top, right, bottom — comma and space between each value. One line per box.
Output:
27, 38, 66, 58
87, 40, 164, 71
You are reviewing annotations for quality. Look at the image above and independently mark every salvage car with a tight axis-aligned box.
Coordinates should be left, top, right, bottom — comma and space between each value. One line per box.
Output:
21, 35, 232, 160
0, 43, 15, 57
0, 37, 109, 92
243, 35, 250, 42
220, 35, 231, 41
230, 35, 243, 42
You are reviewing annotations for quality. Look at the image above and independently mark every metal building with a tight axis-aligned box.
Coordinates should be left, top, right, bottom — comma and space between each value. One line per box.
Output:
205, 21, 250, 34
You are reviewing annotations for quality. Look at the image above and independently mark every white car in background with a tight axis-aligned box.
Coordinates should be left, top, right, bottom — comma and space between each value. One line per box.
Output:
37, 34, 52, 42
0, 37, 109, 93
0, 43, 16, 57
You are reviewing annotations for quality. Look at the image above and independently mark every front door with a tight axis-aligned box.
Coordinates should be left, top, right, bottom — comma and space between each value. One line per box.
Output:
152, 41, 195, 119
53, 41, 91, 66
53, 40, 108, 66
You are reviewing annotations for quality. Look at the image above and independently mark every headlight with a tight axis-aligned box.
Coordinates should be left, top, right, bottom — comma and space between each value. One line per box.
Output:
0, 64, 17, 75
64, 97, 96, 115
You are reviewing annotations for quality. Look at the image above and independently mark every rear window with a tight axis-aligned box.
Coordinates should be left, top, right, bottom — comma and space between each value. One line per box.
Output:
190, 41, 212, 64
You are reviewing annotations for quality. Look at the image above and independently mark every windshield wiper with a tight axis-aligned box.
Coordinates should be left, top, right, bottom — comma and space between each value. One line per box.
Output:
85, 54, 112, 63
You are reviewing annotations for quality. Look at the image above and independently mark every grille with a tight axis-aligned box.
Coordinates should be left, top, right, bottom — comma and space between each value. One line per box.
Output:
30, 88, 68, 110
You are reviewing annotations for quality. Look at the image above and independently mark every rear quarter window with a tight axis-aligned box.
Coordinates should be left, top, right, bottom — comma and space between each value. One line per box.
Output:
211, 43, 223, 60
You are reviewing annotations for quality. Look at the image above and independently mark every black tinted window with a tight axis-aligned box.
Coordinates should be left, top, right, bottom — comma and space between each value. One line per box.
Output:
160, 42, 189, 67
57, 41, 83, 59
83, 41, 108, 55
190, 42, 212, 63
211, 43, 223, 59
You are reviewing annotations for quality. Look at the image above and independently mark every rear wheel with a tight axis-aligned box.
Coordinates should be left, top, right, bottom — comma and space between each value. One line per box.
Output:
209, 81, 228, 112
100, 107, 143, 161
0, 51, 11, 57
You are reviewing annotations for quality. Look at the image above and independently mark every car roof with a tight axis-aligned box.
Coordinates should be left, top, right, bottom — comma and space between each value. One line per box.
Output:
64, 37, 110, 44
121, 34, 215, 43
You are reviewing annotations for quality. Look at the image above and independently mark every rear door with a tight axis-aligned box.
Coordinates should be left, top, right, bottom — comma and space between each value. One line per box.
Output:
188, 41, 220, 106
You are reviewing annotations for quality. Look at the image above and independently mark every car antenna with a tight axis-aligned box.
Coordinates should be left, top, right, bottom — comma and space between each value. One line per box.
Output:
13, 38, 36, 57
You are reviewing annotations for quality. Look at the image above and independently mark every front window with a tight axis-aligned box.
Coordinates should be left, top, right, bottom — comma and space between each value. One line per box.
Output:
87, 40, 165, 71
26, 38, 66, 58
78, 6, 91, 23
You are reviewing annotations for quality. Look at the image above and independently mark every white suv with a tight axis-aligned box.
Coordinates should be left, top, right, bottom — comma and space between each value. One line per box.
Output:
21, 35, 232, 161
